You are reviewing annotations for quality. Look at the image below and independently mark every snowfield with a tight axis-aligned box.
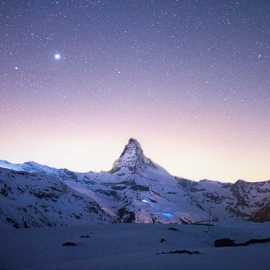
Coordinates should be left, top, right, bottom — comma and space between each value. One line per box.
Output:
1, 223, 270, 270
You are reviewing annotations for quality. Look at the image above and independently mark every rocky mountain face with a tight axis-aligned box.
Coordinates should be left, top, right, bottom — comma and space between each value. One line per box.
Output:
0, 138, 269, 228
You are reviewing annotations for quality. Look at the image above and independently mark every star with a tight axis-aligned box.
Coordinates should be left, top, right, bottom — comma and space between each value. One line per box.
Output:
54, 53, 61, 61
257, 53, 263, 60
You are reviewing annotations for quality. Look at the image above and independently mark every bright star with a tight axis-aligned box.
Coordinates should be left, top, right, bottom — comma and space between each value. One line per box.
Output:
54, 53, 61, 60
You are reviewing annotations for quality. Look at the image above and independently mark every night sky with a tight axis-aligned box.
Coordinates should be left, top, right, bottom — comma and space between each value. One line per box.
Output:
0, 0, 270, 181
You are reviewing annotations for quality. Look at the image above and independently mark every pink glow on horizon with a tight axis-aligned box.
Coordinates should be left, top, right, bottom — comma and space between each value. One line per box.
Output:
1, 99, 269, 182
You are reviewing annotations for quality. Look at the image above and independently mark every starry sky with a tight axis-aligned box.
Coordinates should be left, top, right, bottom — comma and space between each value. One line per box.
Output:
0, 0, 270, 181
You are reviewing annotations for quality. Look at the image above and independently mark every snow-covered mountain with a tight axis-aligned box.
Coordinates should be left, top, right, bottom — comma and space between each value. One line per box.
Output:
0, 138, 269, 228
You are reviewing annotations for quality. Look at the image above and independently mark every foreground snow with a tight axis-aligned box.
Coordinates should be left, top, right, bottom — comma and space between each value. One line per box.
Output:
1, 223, 270, 270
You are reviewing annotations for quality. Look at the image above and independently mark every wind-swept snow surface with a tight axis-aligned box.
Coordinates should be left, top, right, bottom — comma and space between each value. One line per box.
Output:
0, 223, 270, 270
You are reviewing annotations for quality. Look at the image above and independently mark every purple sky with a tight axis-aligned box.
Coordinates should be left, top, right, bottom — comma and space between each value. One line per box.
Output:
0, 0, 270, 181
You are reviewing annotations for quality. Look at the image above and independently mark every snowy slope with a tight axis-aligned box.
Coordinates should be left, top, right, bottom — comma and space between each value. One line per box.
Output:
1, 223, 270, 270
0, 160, 58, 174
0, 168, 113, 228
0, 138, 270, 228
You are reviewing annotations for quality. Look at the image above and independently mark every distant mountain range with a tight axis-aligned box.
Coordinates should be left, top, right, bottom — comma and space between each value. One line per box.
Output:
0, 138, 269, 228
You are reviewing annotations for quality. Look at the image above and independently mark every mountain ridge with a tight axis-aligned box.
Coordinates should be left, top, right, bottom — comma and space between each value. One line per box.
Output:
1, 138, 268, 183
0, 138, 269, 228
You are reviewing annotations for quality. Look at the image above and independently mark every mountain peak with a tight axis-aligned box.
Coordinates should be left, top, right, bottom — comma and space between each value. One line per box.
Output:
126, 138, 143, 151
111, 138, 150, 173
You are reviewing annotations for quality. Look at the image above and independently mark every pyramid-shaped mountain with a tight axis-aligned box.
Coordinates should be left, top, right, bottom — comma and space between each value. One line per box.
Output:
0, 138, 270, 228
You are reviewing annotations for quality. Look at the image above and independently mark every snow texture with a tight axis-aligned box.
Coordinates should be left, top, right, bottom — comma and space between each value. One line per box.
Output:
0, 223, 270, 270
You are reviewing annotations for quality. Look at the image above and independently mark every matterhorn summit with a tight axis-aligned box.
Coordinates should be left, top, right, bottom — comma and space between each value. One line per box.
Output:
111, 138, 158, 174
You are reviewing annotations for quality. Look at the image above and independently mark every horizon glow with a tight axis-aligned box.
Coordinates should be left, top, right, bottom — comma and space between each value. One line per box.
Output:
0, 1, 269, 182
